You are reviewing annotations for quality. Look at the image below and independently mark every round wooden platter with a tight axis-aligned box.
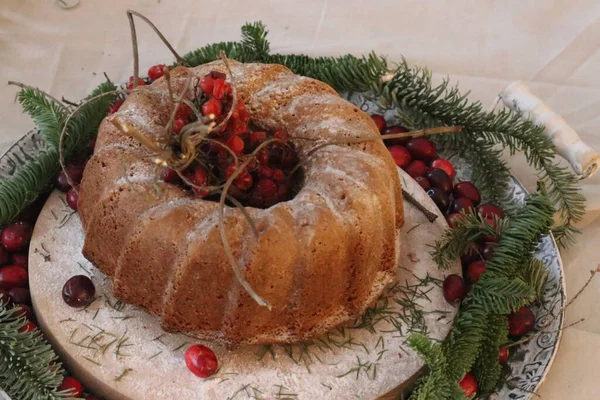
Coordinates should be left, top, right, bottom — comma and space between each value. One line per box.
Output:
29, 169, 460, 400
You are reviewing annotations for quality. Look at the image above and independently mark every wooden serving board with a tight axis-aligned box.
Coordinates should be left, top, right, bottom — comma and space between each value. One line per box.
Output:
29, 169, 460, 400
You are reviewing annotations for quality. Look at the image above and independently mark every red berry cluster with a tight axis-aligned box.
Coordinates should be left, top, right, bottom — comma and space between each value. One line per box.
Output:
374, 114, 537, 395
163, 71, 300, 209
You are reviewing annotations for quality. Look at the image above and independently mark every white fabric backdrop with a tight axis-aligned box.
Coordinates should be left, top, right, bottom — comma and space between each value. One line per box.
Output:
1, 0, 599, 398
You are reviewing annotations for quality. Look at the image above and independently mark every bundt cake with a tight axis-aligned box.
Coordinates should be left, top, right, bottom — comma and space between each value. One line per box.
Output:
77, 60, 404, 346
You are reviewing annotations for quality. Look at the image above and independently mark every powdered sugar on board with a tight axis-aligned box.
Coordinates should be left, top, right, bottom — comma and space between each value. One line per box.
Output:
29, 169, 460, 400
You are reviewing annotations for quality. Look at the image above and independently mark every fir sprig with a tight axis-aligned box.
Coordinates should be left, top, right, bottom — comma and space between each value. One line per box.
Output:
472, 315, 508, 395
0, 301, 70, 400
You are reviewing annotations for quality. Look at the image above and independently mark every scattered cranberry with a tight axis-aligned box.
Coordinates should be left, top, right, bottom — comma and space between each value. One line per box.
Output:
173, 118, 186, 135
58, 377, 84, 397
431, 158, 455, 179
460, 242, 481, 267
482, 242, 497, 260
187, 168, 209, 198
55, 165, 84, 192
446, 213, 465, 229
67, 187, 79, 211
427, 188, 450, 211
426, 168, 453, 193
212, 79, 231, 100
127, 77, 146, 90
62, 275, 95, 308
249, 179, 278, 208
370, 114, 386, 132
10, 253, 28, 269
271, 169, 285, 183
8, 287, 30, 305
1, 222, 33, 252
383, 125, 410, 145
176, 103, 193, 120
443, 274, 466, 303
13, 304, 32, 320
0, 265, 28, 289
185, 344, 218, 378
498, 347, 510, 363
453, 182, 481, 206
234, 172, 253, 191
147, 64, 166, 81
199, 76, 215, 95
466, 261, 486, 284
509, 306, 535, 337
108, 99, 124, 114
477, 203, 505, 220
202, 98, 223, 117
388, 145, 412, 168
459, 372, 478, 398
0, 246, 9, 266
249, 131, 267, 149
414, 176, 431, 191
18, 321, 37, 333
449, 197, 475, 214
405, 160, 428, 178
406, 138, 436, 161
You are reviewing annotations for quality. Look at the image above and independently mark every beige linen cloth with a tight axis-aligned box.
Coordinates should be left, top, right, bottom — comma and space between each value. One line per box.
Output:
1, 0, 599, 398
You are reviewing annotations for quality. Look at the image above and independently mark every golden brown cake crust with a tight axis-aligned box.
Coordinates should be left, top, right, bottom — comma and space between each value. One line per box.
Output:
78, 61, 404, 346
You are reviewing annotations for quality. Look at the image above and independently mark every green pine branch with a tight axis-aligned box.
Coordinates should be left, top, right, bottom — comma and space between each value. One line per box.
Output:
17, 89, 66, 151
472, 315, 508, 395
0, 301, 71, 400
520, 258, 549, 300
408, 334, 466, 400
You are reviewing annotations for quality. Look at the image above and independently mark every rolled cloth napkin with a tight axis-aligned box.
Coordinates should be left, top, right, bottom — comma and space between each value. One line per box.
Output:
499, 81, 600, 179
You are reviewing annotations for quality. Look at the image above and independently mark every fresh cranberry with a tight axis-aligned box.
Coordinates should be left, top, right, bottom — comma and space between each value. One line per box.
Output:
370, 114, 386, 132
249, 179, 278, 208
226, 136, 245, 155
12, 303, 32, 320
18, 321, 37, 333
212, 79, 231, 100
459, 372, 478, 398
0, 246, 9, 266
58, 377, 84, 397
477, 203, 505, 220
234, 173, 253, 191
443, 274, 466, 303
67, 187, 79, 210
509, 306, 535, 337
0, 265, 28, 289
414, 176, 431, 191
187, 168, 208, 197
405, 160, 428, 178
176, 103, 193, 120
202, 98, 223, 117
461, 242, 481, 266
430, 158, 455, 179
127, 77, 145, 90
8, 287, 30, 305
108, 99, 124, 114
498, 347, 509, 363
147, 64, 166, 81
482, 242, 497, 260
426, 168, 453, 193
173, 118, 186, 135
185, 344, 218, 378
466, 260, 486, 284
256, 149, 269, 165
449, 197, 475, 214
388, 145, 412, 168
55, 165, 84, 192
199, 76, 215, 95
453, 182, 481, 206
257, 166, 273, 179
273, 129, 289, 142
383, 125, 410, 145
406, 138, 436, 161
163, 169, 182, 185
446, 213, 465, 229
62, 275, 95, 308
249, 131, 267, 149
272, 169, 285, 183
0, 288, 12, 305
427, 188, 450, 212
